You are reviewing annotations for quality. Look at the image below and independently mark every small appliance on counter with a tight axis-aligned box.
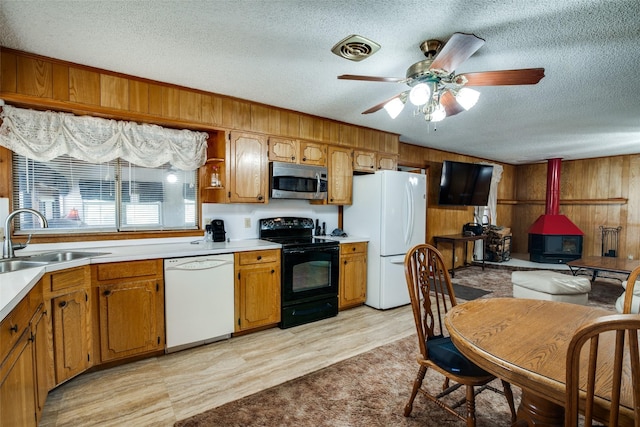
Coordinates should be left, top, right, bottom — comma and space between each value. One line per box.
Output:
210, 219, 226, 242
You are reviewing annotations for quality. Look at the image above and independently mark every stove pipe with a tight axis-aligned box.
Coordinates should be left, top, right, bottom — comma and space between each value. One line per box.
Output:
545, 158, 561, 215
527, 158, 584, 236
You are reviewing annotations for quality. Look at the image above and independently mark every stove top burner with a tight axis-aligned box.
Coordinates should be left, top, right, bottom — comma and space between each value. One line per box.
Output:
259, 217, 338, 249
261, 236, 337, 248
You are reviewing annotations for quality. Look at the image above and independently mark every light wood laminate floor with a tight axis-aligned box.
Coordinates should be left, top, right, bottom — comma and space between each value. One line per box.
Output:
39, 304, 415, 426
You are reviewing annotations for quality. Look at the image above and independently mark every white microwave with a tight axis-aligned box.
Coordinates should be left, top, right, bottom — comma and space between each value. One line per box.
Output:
269, 161, 328, 200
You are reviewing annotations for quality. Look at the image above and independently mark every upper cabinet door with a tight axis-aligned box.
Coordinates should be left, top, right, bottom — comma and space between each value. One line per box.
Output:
327, 146, 353, 205
353, 150, 376, 173
268, 137, 298, 163
299, 140, 327, 166
228, 131, 268, 203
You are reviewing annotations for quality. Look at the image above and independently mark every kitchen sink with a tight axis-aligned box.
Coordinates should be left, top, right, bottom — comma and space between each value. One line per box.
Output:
22, 251, 109, 263
0, 251, 110, 274
0, 259, 49, 274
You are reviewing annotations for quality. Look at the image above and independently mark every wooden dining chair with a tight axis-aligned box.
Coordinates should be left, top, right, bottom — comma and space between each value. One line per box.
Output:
565, 314, 640, 427
403, 243, 516, 427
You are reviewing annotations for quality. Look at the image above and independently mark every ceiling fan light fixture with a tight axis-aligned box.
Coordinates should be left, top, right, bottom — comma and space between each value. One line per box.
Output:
409, 83, 431, 106
383, 97, 405, 119
455, 87, 480, 110
431, 104, 447, 122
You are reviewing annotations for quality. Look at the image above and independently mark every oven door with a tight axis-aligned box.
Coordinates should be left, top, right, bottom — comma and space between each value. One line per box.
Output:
281, 245, 339, 306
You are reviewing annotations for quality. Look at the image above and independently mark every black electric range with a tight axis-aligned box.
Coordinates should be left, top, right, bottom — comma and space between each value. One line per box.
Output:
259, 217, 340, 328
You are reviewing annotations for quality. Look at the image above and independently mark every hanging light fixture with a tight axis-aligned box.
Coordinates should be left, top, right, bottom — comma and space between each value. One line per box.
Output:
383, 96, 405, 119
381, 68, 480, 122
455, 87, 481, 110
408, 83, 431, 106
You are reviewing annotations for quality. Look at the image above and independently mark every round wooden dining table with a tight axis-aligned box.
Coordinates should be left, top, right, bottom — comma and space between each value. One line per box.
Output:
445, 298, 634, 426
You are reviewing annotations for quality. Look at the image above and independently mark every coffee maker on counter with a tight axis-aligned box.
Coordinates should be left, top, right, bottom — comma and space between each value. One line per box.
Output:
205, 219, 226, 242
210, 219, 226, 242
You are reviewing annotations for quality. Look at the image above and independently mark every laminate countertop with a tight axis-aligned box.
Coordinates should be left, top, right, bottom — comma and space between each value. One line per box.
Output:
0, 238, 281, 322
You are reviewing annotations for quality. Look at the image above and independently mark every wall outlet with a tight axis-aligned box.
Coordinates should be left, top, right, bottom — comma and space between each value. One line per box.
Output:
629, 254, 634, 260
454, 256, 458, 262
244, 218, 251, 228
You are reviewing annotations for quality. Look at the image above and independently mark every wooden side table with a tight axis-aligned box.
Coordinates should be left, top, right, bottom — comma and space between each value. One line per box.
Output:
433, 233, 486, 278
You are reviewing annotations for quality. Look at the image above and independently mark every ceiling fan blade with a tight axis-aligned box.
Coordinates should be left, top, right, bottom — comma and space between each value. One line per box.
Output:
459, 68, 545, 86
362, 92, 405, 114
338, 74, 405, 83
430, 33, 485, 72
440, 91, 465, 117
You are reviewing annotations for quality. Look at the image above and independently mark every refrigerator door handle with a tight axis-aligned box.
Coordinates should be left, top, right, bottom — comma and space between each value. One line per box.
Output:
404, 182, 415, 246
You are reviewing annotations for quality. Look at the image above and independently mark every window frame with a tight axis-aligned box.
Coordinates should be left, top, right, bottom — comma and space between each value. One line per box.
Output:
2, 146, 204, 244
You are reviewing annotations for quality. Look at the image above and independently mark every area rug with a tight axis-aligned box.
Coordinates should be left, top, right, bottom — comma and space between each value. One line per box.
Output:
451, 266, 620, 311
451, 283, 491, 300
175, 335, 519, 427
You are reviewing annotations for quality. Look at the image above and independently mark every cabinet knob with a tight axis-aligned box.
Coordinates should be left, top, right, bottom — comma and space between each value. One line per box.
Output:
302, 157, 307, 161
352, 247, 356, 251
292, 156, 296, 161
271, 269, 275, 274
58, 301, 67, 308
9, 324, 18, 333
103, 290, 112, 296
257, 195, 264, 201
343, 260, 347, 265
257, 255, 262, 260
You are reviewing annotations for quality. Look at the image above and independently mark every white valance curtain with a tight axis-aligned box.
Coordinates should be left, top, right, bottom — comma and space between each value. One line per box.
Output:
0, 102, 208, 170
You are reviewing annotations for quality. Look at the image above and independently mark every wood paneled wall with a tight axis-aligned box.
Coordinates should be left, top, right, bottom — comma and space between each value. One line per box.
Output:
512, 156, 639, 259
401, 141, 640, 264
0, 47, 399, 154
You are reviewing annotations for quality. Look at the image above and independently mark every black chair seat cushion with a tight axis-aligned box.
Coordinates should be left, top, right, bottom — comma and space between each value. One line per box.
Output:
427, 336, 490, 377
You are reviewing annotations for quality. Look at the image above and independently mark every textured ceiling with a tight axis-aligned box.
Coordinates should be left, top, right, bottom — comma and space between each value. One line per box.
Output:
1, 0, 639, 165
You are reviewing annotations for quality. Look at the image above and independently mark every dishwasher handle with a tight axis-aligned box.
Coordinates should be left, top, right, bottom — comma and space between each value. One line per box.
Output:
165, 258, 233, 272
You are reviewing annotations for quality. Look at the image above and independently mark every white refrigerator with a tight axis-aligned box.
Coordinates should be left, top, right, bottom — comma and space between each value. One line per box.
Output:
343, 171, 426, 309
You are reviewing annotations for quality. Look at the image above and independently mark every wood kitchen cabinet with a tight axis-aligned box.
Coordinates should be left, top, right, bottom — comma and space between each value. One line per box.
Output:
227, 131, 268, 203
377, 153, 398, 171
92, 259, 165, 363
44, 266, 92, 385
338, 242, 368, 310
0, 282, 44, 427
234, 249, 281, 333
327, 145, 353, 205
353, 150, 377, 173
30, 301, 51, 421
0, 328, 36, 427
268, 137, 327, 167
298, 140, 326, 166
268, 136, 298, 163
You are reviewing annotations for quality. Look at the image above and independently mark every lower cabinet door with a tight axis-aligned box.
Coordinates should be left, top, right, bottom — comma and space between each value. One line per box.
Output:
98, 280, 163, 362
52, 290, 90, 384
0, 331, 37, 427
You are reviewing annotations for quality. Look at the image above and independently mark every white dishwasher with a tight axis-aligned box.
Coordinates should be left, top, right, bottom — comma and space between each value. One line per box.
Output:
164, 253, 234, 353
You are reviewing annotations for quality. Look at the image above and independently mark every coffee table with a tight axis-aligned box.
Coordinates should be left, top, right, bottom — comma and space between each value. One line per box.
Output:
567, 256, 639, 282
446, 298, 634, 426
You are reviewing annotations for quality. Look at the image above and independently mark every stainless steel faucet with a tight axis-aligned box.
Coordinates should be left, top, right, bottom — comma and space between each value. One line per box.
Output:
3, 208, 49, 259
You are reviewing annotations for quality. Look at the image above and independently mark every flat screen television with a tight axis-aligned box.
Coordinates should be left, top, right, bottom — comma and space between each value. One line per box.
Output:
438, 160, 493, 206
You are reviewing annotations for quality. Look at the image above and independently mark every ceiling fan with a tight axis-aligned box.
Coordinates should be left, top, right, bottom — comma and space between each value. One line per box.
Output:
338, 33, 545, 122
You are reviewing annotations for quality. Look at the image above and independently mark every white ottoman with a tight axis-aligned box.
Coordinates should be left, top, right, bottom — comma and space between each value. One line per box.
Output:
512, 270, 591, 305
615, 280, 640, 313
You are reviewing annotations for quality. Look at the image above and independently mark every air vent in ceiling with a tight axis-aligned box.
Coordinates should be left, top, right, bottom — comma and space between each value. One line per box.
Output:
331, 34, 380, 61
